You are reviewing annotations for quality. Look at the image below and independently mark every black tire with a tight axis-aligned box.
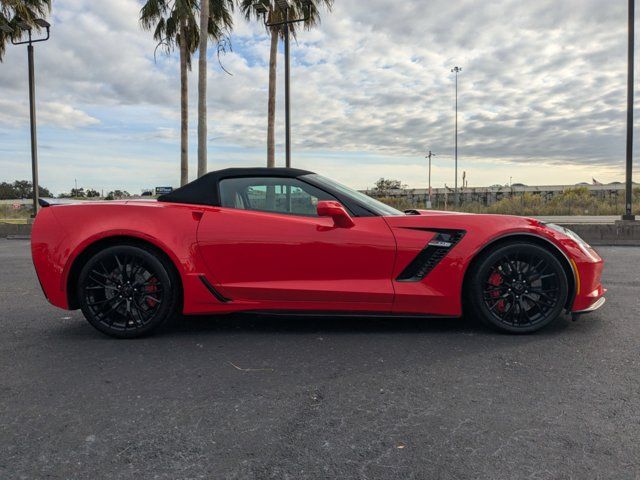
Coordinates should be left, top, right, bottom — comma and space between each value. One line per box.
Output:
467, 242, 568, 333
78, 244, 179, 338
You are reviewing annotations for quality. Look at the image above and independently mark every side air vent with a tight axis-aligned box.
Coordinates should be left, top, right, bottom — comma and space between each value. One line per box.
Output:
199, 275, 231, 303
396, 230, 465, 282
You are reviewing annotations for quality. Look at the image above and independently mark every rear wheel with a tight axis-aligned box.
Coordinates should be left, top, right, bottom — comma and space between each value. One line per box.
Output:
467, 242, 568, 333
78, 245, 179, 338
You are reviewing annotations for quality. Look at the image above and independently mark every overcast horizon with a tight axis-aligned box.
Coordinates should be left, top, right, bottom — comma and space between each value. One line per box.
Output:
0, 0, 638, 195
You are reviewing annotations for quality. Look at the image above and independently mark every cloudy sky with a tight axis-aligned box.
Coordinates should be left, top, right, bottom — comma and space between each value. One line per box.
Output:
0, 0, 636, 194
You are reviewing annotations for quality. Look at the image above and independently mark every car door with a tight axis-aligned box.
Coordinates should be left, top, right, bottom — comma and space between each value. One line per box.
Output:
196, 176, 396, 310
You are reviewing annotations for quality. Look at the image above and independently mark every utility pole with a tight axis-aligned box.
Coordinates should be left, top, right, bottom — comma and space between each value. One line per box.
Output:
426, 150, 436, 208
451, 66, 462, 207
623, 0, 636, 221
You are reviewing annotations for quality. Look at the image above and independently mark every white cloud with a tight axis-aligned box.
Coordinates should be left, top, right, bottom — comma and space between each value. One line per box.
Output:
0, 0, 637, 194
40, 102, 100, 128
0, 99, 98, 128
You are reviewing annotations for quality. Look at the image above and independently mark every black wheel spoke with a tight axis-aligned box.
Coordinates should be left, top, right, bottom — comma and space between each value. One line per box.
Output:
90, 270, 111, 280
86, 298, 113, 307
143, 295, 162, 304
101, 298, 125, 322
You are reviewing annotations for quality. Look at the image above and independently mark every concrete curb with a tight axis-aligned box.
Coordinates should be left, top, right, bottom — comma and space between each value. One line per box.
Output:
3, 221, 640, 246
561, 223, 640, 246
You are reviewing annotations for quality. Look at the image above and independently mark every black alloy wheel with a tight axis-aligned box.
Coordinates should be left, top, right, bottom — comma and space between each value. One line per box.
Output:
78, 245, 178, 338
468, 242, 569, 333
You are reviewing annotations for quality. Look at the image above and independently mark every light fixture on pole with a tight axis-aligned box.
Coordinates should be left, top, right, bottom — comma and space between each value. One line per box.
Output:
256, 0, 310, 168
425, 150, 436, 209
5, 18, 51, 217
451, 66, 462, 207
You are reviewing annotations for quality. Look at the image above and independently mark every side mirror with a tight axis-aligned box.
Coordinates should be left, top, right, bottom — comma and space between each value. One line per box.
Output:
317, 200, 355, 228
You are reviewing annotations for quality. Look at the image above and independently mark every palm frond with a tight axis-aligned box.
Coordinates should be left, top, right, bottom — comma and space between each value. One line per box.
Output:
216, 34, 233, 75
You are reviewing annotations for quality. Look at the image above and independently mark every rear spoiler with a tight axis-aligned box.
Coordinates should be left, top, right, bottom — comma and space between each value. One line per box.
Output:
38, 198, 83, 207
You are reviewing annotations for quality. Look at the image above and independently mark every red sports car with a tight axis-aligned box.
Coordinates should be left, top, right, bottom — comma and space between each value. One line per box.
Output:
31, 168, 605, 338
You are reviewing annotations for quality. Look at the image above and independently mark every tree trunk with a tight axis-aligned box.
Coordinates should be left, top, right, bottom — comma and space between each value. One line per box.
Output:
267, 27, 278, 168
197, 0, 209, 178
179, 23, 189, 187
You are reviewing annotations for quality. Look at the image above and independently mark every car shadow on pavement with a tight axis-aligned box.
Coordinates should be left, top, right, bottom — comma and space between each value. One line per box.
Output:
52, 309, 600, 342
163, 311, 581, 338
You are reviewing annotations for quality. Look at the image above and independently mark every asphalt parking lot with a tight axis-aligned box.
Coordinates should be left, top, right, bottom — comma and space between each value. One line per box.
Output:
1, 239, 639, 480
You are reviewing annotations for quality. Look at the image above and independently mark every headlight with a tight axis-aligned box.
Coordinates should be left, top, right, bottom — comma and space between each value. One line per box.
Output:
544, 223, 592, 249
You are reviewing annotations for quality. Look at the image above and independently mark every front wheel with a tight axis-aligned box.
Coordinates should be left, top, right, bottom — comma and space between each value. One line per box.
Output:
78, 245, 179, 338
467, 242, 569, 333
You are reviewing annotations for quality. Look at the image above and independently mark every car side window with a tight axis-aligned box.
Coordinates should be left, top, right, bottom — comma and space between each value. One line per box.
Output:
219, 177, 337, 216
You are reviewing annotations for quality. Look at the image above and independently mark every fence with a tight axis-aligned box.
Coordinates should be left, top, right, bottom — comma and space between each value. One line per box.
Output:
364, 183, 640, 215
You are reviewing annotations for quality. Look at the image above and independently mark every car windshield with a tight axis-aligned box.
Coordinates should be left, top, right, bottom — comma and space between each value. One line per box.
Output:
304, 174, 405, 217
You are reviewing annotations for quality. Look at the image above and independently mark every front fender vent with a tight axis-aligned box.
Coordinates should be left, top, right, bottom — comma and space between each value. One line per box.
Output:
396, 230, 465, 282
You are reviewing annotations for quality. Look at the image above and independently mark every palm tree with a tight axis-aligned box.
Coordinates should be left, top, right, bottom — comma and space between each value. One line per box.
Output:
141, 0, 199, 186
197, 0, 209, 179
0, 0, 51, 61
141, 0, 232, 185
198, 0, 234, 178
240, 0, 333, 168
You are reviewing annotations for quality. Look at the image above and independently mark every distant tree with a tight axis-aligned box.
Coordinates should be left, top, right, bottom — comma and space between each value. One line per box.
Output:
70, 187, 86, 198
371, 178, 406, 197
0, 180, 51, 199
12, 180, 32, 198
105, 190, 131, 200
85, 189, 100, 198
0, 182, 13, 199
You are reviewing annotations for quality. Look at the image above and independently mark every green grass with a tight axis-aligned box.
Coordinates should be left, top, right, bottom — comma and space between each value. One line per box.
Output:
376, 187, 640, 216
0, 218, 29, 224
0, 204, 31, 221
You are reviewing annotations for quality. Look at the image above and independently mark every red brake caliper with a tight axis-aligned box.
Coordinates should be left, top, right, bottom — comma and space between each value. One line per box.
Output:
145, 277, 159, 308
488, 271, 506, 313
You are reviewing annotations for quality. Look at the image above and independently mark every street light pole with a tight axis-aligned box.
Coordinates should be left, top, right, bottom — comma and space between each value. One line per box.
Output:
27, 43, 39, 215
624, 0, 636, 221
451, 66, 462, 207
7, 19, 50, 217
426, 150, 436, 208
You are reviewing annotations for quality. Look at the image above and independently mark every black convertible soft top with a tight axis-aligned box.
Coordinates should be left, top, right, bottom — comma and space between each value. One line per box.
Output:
158, 167, 314, 207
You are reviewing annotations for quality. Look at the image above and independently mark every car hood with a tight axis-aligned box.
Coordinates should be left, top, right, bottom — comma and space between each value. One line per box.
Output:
386, 210, 544, 234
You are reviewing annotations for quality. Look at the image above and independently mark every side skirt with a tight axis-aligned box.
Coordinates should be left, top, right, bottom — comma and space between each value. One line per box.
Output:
233, 310, 460, 320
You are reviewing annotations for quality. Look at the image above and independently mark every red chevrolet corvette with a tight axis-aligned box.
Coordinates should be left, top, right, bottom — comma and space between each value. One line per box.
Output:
31, 168, 605, 338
